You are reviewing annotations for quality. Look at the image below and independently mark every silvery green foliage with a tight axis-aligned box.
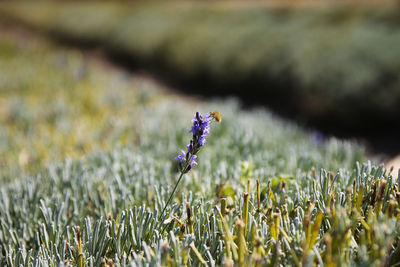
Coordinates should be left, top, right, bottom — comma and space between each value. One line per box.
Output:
2, 150, 400, 266
0, 99, 368, 266
3, 16, 398, 266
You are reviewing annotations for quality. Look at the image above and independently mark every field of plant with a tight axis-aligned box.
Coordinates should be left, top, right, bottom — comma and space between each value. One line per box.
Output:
1, 20, 400, 266
1, 1, 400, 132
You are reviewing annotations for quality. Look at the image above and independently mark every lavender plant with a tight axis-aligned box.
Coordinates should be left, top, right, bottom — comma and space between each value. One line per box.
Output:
159, 111, 221, 223
7, 30, 400, 266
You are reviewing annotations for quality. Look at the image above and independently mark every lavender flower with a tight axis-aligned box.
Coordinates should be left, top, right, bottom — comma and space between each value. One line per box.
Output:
189, 112, 211, 148
174, 150, 184, 169
159, 111, 221, 224
311, 130, 325, 145
174, 111, 218, 173
190, 155, 197, 167
174, 151, 186, 163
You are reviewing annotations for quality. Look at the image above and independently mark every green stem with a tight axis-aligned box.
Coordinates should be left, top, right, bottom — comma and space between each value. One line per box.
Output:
158, 171, 185, 223
158, 153, 196, 233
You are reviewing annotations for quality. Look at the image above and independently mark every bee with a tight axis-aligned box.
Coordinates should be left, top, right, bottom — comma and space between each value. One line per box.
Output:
210, 110, 222, 122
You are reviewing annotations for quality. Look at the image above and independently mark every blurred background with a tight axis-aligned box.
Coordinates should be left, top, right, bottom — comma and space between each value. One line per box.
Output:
0, 0, 399, 167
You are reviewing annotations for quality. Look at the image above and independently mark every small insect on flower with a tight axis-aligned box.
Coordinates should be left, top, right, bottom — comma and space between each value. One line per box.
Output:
159, 111, 220, 224
210, 110, 222, 122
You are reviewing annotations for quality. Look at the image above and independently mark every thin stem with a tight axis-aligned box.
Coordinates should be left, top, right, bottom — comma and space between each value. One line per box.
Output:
158, 171, 185, 223
157, 153, 195, 233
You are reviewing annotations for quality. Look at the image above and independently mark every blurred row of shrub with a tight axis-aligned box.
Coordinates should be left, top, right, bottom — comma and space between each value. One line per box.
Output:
1, 1, 400, 132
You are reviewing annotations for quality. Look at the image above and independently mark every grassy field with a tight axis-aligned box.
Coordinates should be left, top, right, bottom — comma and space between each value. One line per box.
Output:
1, 17, 400, 267
1, 1, 400, 132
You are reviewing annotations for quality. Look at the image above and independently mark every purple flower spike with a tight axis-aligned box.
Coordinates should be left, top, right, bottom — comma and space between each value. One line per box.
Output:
175, 111, 219, 173
162, 111, 220, 223
188, 112, 212, 148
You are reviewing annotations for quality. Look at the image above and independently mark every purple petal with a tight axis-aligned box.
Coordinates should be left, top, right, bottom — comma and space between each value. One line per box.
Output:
190, 155, 198, 167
